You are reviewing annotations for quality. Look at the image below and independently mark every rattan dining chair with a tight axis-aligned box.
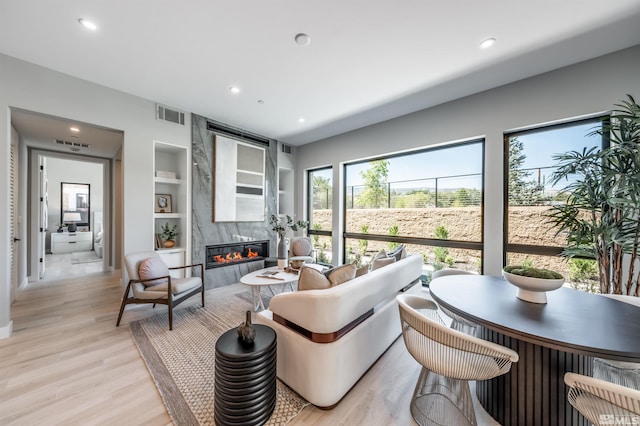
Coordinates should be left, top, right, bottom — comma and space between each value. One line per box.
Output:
397, 294, 519, 425
593, 294, 640, 390
431, 268, 480, 336
565, 372, 640, 425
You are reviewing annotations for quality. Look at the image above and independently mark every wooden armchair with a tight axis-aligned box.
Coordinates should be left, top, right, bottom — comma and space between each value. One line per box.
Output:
116, 251, 204, 330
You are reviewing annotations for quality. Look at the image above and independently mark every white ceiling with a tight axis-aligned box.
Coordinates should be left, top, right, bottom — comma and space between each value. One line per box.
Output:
2, 0, 640, 152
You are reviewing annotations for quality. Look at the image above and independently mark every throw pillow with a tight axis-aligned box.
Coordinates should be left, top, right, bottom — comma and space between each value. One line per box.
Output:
325, 263, 357, 286
373, 249, 388, 260
371, 256, 396, 271
138, 257, 170, 287
389, 244, 407, 261
297, 265, 331, 291
355, 265, 369, 277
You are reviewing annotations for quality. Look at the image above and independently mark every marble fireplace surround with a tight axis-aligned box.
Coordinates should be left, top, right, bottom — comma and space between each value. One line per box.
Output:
192, 114, 278, 289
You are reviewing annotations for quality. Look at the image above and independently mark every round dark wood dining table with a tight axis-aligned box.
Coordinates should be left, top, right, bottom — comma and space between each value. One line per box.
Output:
429, 274, 640, 426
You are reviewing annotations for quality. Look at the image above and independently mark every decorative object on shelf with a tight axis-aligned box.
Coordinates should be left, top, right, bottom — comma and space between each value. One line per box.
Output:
56, 223, 63, 233
503, 265, 564, 304
63, 212, 82, 232
160, 222, 178, 248
269, 214, 309, 269
237, 310, 256, 347
155, 170, 176, 179
155, 194, 172, 213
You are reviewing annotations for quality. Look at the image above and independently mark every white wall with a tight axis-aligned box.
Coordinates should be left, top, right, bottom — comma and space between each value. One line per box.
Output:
295, 45, 640, 275
45, 157, 104, 250
0, 53, 191, 336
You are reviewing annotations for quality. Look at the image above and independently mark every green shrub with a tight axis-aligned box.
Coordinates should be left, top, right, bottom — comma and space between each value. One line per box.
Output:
568, 258, 598, 282
387, 224, 400, 251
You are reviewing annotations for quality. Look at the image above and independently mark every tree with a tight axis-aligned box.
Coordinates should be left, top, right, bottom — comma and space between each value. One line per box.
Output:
508, 137, 547, 205
312, 175, 332, 209
357, 160, 389, 208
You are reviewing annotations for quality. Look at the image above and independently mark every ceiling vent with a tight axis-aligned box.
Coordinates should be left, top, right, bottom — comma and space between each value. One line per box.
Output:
281, 143, 293, 154
157, 104, 185, 125
53, 139, 91, 149
206, 120, 270, 147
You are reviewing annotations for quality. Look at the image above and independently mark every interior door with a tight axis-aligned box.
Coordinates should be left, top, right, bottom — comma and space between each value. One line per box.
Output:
10, 143, 18, 302
39, 158, 47, 279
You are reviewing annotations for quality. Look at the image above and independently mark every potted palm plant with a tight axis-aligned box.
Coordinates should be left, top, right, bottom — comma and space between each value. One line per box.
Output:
547, 95, 640, 295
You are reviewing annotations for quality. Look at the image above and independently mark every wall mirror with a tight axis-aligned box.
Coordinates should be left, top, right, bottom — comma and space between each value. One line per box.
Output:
61, 182, 90, 230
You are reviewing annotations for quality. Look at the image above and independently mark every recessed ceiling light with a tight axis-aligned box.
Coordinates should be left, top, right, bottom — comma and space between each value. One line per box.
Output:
229, 86, 240, 94
480, 38, 496, 49
257, 100, 264, 104
78, 18, 98, 31
298, 117, 305, 123
294, 33, 311, 46
70, 127, 79, 132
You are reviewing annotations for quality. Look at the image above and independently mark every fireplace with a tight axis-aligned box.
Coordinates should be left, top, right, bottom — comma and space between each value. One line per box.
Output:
206, 240, 269, 269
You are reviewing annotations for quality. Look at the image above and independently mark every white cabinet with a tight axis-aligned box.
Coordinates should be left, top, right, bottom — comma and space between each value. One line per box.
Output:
278, 168, 294, 218
51, 232, 92, 254
154, 141, 190, 262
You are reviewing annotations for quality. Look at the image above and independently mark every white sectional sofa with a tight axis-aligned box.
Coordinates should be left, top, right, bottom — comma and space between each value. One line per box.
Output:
255, 254, 424, 408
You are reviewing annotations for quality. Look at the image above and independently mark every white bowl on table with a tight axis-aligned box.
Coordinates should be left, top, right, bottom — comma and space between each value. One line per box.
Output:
502, 270, 565, 304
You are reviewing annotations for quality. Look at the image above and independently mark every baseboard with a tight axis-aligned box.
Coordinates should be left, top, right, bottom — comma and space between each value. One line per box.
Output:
0, 321, 13, 339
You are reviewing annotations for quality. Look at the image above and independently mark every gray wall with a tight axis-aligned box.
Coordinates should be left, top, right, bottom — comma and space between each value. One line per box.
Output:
295, 45, 640, 276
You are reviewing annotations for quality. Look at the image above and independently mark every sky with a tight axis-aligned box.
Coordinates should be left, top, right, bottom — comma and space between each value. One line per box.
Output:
343, 120, 602, 190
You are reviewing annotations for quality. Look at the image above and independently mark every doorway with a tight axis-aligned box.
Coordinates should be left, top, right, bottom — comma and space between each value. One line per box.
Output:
10, 108, 123, 286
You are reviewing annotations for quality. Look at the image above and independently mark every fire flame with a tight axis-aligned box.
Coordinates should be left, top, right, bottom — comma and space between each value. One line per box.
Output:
212, 249, 261, 264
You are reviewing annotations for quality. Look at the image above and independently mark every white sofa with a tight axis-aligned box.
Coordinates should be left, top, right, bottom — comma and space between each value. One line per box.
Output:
255, 254, 424, 408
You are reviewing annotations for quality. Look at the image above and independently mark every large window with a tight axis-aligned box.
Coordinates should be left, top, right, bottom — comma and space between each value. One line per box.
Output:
504, 117, 607, 291
307, 167, 333, 264
344, 140, 484, 281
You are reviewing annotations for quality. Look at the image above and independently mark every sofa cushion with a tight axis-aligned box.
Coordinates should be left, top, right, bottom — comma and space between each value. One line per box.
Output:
372, 256, 396, 270
325, 263, 357, 286
355, 265, 369, 277
389, 244, 407, 261
138, 257, 169, 287
298, 266, 331, 291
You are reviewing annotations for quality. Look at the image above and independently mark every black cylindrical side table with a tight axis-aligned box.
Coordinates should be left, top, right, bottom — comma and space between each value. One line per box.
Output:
214, 324, 277, 426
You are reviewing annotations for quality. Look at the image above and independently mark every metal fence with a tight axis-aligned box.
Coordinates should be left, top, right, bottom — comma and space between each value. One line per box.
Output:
336, 166, 571, 210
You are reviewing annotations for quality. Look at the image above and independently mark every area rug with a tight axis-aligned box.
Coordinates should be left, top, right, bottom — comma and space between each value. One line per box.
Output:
129, 294, 308, 426
71, 251, 101, 264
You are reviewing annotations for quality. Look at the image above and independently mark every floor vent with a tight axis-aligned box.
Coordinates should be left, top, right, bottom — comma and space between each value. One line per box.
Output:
157, 104, 185, 125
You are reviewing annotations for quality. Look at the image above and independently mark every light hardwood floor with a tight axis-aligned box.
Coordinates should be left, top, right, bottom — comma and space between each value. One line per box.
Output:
0, 271, 496, 425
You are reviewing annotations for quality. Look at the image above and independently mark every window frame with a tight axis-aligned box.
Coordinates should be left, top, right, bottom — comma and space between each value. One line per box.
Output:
341, 139, 485, 269
307, 166, 333, 239
502, 116, 609, 264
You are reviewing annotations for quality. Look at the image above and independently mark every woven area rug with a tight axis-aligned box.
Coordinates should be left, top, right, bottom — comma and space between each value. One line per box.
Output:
129, 294, 308, 426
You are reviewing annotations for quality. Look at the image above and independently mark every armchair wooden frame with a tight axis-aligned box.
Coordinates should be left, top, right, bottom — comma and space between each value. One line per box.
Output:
116, 263, 205, 330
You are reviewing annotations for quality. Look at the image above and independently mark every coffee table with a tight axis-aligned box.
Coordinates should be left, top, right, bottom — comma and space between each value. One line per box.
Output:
240, 267, 300, 311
